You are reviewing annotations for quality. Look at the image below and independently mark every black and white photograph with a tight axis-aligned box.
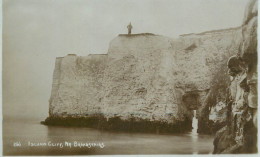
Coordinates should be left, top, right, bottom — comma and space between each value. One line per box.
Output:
2, 0, 258, 155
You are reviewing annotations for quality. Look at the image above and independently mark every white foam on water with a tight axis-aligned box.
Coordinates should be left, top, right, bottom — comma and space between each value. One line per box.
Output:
192, 110, 198, 136
191, 110, 199, 154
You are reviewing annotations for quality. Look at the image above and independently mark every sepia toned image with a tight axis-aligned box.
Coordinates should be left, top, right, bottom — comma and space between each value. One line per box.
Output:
2, 0, 258, 155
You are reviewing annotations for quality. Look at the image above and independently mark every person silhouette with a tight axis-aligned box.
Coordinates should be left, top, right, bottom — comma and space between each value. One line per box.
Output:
127, 22, 133, 35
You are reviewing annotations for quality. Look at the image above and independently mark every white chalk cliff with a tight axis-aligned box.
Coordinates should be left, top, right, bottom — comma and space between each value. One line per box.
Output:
48, 28, 242, 124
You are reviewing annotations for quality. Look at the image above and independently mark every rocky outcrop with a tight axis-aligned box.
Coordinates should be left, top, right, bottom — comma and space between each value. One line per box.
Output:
44, 28, 242, 133
176, 28, 242, 134
213, 0, 257, 154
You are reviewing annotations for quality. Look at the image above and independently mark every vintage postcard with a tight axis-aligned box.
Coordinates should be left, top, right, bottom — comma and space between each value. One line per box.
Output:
2, 0, 258, 156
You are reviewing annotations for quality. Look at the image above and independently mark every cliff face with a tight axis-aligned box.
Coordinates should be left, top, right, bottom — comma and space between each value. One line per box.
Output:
102, 34, 180, 122
49, 54, 107, 116
176, 29, 243, 134
46, 28, 242, 132
213, 0, 257, 154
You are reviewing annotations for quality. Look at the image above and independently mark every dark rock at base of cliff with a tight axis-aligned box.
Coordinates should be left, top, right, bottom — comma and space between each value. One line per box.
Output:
239, 119, 258, 153
42, 115, 192, 134
198, 119, 227, 135
213, 118, 258, 154
213, 126, 236, 154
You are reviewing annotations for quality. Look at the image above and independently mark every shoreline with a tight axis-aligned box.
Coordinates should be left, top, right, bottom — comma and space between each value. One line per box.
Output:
42, 116, 193, 134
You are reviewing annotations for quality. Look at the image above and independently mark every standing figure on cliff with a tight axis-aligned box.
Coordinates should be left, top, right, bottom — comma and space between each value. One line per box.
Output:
127, 22, 133, 35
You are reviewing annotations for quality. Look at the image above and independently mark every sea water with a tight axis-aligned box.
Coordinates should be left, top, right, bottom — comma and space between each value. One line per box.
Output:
3, 118, 214, 155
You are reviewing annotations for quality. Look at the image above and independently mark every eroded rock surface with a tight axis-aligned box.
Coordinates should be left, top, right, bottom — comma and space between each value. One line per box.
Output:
213, 0, 257, 154
49, 54, 107, 116
45, 28, 242, 132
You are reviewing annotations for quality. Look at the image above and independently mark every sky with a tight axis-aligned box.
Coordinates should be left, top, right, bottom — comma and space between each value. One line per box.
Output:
2, 0, 250, 120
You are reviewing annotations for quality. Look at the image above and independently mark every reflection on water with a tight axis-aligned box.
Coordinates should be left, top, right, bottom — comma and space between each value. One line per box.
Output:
3, 119, 214, 155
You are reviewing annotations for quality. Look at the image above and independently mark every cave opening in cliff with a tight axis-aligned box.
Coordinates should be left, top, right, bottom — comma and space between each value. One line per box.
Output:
182, 92, 199, 134
182, 92, 199, 110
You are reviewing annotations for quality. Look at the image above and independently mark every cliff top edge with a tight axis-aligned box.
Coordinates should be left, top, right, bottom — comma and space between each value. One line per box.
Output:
118, 33, 156, 37
180, 26, 241, 37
